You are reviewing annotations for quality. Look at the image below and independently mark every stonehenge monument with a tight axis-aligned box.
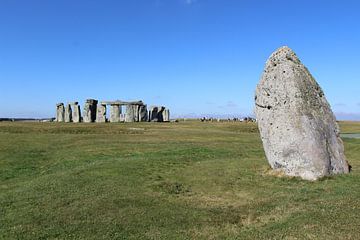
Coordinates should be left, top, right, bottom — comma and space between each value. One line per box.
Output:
56, 99, 169, 123
255, 46, 349, 180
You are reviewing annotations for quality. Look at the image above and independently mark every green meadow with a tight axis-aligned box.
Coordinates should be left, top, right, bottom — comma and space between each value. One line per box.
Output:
0, 121, 359, 240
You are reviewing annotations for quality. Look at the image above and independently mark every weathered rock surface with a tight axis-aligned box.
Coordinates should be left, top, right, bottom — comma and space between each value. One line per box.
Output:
139, 105, 148, 122
255, 46, 349, 180
163, 109, 170, 122
149, 106, 165, 122
110, 104, 120, 123
70, 102, 81, 123
96, 104, 107, 123
83, 99, 98, 123
56, 103, 65, 122
64, 104, 72, 123
125, 105, 139, 122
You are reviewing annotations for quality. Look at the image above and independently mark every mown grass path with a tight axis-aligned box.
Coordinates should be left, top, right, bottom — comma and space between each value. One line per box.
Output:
0, 121, 359, 239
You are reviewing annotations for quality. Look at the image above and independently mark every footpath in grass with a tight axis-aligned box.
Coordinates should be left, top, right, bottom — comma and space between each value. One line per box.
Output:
0, 121, 359, 239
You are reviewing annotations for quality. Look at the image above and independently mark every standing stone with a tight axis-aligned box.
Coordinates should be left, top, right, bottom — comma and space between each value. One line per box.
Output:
148, 106, 158, 122
110, 104, 121, 123
163, 109, 170, 122
56, 103, 65, 122
64, 104, 72, 123
96, 104, 107, 123
149, 106, 165, 122
83, 99, 98, 123
125, 105, 138, 122
139, 105, 148, 122
70, 102, 81, 123
255, 46, 350, 180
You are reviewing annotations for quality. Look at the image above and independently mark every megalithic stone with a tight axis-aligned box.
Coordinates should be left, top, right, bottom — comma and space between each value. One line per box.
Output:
125, 105, 136, 122
163, 109, 170, 122
96, 104, 107, 123
255, 46, 350, 180
149, 106, 158, 122
64, 104, 72, 123
70, 102, 81, 123
157, 106, 165, 122
110, 104, 121, 123
83, 99, 98, 123
139, 105, 148, 122
56, 103, 65, 122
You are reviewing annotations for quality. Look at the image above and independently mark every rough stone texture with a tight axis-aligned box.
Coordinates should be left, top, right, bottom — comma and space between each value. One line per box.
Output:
120, 113, 126, 122
56, 103, 65, 122
70, 102, 81, 123
96, 104, 107, 123
83, 99, 98, 123
110, 104, 121, 123
125, 105, 141, 122
163, 109, 170, 122
138, 105, 148, 122
255, 46, 349, 180
64, 104, 72, 123
149, 106, 166, 122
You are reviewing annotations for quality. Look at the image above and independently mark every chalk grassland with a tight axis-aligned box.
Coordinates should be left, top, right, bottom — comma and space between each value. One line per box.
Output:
0, 121, 359, 240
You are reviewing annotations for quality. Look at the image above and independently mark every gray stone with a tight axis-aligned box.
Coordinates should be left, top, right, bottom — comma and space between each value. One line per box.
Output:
70, 102, 81, 123
56, 103, 65, 122
149, 106, 165, 122
64, 104, 72, 123
255, 46, 350, 180
96, 104, 107, 123
125, 105, 139, 122
138, 105, 148, 122
163, 109, 170, 122
110, 104, 121, 123
83, 99, 98, 123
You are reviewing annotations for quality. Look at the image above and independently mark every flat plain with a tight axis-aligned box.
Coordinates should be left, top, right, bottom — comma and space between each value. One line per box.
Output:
0, 121, 359, 240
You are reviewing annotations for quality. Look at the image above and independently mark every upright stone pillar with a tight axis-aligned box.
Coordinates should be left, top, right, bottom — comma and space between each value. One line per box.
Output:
110, 104, 121, 123
163, 109, 170, 122
56, 103, 65, 122
96, 104, 107, 123
70, 102, 81, 123
125, 105, 136, 122
149, 106, 158, 122
139, 105, 148, 122
255, 46, 350, 180
64, 104, 72, 122
83, 99, 98, 123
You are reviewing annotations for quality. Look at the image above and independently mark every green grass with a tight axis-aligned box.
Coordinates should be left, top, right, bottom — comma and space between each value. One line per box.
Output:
0, 121, 359, 240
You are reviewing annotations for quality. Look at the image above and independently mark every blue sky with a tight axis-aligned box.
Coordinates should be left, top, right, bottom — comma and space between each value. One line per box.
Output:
0, 0, 359, 119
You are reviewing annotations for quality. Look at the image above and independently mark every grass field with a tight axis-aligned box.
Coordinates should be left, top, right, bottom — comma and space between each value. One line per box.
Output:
0, 121, 359, 240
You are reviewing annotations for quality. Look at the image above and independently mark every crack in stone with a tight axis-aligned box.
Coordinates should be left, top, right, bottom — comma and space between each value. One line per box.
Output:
255, 103, 273, 110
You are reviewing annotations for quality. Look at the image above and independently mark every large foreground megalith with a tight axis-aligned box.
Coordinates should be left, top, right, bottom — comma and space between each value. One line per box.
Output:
255, 46, 350, 180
